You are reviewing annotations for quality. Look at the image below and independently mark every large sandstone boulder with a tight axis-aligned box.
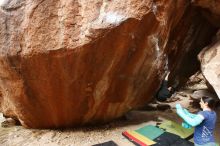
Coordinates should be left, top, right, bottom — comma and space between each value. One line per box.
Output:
199, 30, 220, 99
0, 0, 217, 128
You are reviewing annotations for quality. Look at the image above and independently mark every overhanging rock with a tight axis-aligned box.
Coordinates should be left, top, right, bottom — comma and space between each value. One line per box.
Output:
0, 0, 217, 128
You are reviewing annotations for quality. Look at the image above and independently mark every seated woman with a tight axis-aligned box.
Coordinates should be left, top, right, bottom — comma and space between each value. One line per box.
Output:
176, 96, 217, 146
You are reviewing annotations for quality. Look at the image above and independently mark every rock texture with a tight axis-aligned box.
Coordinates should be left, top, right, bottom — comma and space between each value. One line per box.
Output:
192, 0, 220, 27
0, 0, 217, 128
194, 0, 220, 99
184, 71, 208, 90
199, 30, 220, 99
165, 6, 216, 86
192, 0, 220, 15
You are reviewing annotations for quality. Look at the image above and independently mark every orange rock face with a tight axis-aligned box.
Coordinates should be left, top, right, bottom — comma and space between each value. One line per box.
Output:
0, 0, 217, 128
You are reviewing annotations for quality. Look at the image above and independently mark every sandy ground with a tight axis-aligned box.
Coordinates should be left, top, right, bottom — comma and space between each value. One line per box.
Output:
0, 92, 219, 146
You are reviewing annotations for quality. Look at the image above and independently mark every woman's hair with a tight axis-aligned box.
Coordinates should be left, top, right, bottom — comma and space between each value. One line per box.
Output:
202, 96, 216, 110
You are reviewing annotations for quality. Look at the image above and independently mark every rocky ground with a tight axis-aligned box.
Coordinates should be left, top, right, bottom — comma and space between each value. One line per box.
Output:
0, 89, 219, 146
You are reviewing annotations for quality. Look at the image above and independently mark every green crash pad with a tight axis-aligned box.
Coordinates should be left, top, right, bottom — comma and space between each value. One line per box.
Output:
158, 120, 194, 139
135, 125, 165, 140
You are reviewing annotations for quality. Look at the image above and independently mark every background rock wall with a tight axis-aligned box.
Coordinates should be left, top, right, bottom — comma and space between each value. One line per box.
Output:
199, 31, 220, 98
192, 0, 220, 99
167, 6, 217, 86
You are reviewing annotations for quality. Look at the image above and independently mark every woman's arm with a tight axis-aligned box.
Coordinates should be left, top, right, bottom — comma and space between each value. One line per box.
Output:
183, 109, 196, 118
176, 104, 204, 127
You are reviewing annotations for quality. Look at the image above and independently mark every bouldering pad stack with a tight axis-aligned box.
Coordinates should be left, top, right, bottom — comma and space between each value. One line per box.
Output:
122, 120, 194, 146
158, 120, 194, 139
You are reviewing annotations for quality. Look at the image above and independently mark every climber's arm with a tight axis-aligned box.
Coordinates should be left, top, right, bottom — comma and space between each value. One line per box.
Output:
183, 109, 197, 118
176, 104, 204, 127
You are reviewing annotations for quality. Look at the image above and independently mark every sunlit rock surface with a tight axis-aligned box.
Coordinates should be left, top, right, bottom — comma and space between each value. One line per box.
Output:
0, 0, 217, 128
